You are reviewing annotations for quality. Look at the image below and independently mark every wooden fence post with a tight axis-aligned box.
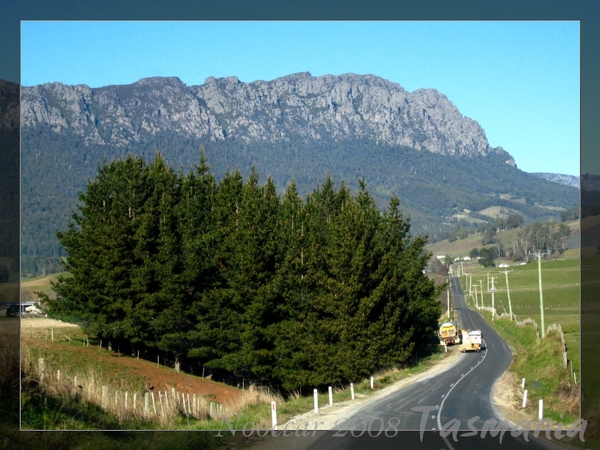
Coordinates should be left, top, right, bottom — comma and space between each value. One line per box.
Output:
38, 358, 45, 382
102, 386, 109, 408
144, 392, 150, 417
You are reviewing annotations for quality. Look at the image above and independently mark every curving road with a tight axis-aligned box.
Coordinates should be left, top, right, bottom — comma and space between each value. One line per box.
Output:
302, 277, 567, 449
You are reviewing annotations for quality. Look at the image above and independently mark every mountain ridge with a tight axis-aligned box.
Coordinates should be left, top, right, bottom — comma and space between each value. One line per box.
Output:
21, 73, 515, 164
531, 172, 579, 188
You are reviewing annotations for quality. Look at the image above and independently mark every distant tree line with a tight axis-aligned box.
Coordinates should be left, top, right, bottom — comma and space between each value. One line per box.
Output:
467, 221, 571, 267
508, 222, 571, 262
445, 213, 524, 244
44, 153, 442, 392
560, 207, 579, 222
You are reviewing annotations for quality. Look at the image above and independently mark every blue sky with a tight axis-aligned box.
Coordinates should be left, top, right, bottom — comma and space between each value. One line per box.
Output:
21, 21, 580, 176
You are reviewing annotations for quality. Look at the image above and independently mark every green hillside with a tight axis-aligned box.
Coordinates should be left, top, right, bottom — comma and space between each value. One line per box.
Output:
21, 129, 579, 276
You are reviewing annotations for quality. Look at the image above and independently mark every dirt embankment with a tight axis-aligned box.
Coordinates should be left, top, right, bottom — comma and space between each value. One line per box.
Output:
20, 317, 243, 408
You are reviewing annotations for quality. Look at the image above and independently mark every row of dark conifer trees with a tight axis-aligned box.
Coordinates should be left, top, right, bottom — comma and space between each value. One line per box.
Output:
48, 153, 442, 391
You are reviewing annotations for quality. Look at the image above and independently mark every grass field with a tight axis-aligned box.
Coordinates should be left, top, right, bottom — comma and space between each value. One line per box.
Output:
463, 258, 580, 380
20, 272, 71, 302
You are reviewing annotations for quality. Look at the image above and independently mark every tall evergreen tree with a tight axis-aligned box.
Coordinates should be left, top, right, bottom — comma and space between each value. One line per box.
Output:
191, 169, 245, 373
49, 156, 149, 348
131, 154, 187, 357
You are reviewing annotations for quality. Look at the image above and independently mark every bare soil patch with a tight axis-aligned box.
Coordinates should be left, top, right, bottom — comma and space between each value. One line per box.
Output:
491, 370, 534, 426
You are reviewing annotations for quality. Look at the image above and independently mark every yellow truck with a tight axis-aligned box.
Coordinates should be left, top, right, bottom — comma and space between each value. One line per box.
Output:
438, 321, 460, 345
460, 329, 482, 352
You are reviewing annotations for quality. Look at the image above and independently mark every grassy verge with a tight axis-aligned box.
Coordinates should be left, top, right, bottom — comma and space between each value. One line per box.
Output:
21, 322, 450, 434
196, 348, 453, 432
478, 310, 579, 424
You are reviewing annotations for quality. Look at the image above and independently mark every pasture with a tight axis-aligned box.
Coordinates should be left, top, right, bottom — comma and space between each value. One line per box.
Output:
462, 258, 580, 381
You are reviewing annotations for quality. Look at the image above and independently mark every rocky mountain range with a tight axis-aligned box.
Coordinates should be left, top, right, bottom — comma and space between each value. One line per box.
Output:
21, 73, 515, 164
531, 172, 579, 188
16, 74, 579, 276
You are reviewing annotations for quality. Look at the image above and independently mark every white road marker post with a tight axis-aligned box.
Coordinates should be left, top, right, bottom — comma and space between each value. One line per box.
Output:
370, 376, 374, 389
522, 390, 528, 408
350, 383, 355, 400
328, 386, 333, 406
522, 378, 525, 389
539, 399, 543, 420
313, 389, 319, 414
271, 401, 277, 430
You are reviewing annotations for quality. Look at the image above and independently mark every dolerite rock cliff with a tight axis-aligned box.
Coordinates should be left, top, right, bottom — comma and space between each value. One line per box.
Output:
532, 173, 579, 189
21, 72, 515, 164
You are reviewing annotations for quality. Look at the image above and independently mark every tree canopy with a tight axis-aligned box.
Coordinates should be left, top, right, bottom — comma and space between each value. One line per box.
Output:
46, 153, 442, 392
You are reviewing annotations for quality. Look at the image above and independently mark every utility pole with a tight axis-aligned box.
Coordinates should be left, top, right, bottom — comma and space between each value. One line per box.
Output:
478, 280, 484, 308
489, 276, 498, 321
530, 251, 547, 337
447, 289, 451, 319
500, 269, 514, 320
469, 275, 472, 297
472, 283, 478, 309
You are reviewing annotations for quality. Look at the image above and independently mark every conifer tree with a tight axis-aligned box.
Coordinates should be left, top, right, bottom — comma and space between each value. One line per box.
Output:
49, 156, 149, 348
132, 154, 187, 356
191, 169, 245, 373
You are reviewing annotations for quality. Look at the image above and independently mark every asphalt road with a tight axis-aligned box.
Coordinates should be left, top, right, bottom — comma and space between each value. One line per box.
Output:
302, 277, 570, 450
